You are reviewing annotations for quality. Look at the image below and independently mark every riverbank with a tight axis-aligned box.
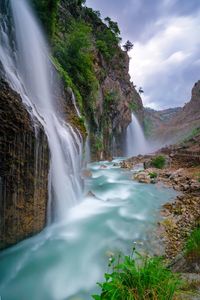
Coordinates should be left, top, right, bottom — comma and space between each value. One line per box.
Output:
120, 147, 200, 296
121, 152, 200, 251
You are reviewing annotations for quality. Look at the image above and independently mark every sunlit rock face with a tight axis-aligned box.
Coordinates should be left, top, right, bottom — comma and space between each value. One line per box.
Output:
0, 79, 49, 250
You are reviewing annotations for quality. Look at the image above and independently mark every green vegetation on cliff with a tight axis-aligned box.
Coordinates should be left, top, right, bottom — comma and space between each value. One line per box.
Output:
31, 0, 143, 159
31, 0, 60, 37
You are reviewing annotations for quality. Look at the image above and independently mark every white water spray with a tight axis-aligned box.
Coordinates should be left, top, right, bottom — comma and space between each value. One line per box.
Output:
125, 113, 148, 157
0, 0, 82, 221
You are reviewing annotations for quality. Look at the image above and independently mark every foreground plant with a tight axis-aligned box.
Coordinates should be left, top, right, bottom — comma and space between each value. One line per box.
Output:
93, 251, 184, 300
185, 226, 200, 261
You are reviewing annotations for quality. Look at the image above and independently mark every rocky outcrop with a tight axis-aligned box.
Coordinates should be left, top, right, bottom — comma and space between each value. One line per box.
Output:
0, 79, 49, 249
144, 81, 200, 143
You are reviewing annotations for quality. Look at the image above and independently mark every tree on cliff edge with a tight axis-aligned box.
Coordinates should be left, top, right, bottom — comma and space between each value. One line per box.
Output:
123, 40, 134, 52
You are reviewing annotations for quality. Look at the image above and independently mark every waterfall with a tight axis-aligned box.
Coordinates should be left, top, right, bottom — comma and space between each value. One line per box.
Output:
0, 0, 83, 222
125, 113, 148, 157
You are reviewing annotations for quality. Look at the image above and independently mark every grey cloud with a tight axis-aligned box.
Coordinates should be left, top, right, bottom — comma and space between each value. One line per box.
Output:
86, 0, 200, 41
143, 56, 200, 109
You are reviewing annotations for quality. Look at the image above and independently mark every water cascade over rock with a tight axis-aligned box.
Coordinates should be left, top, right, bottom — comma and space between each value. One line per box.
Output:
125, 113, 148, 157
0, 0, 82, 226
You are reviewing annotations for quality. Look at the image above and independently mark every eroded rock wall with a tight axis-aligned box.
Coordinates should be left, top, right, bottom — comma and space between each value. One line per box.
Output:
0, 79, 49, 249
92, 49, 143, 160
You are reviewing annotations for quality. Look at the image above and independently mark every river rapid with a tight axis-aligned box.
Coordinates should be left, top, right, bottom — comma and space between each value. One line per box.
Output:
0, 159, 177, 300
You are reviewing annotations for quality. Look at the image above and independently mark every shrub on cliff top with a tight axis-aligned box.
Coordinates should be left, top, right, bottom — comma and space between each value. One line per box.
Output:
93, 252, 183, 300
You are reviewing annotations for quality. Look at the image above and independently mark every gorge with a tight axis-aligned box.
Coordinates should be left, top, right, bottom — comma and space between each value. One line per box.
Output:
0, 0, 200, 299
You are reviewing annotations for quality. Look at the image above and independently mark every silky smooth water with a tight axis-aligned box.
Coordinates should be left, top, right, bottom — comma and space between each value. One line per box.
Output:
0, 160, 177, 300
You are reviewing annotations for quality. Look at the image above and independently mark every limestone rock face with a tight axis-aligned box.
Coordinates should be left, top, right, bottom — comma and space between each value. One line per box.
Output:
0, 79, 49, 249
144, 81, 200, 143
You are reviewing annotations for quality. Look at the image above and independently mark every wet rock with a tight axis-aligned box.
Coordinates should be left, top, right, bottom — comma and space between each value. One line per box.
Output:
134, 172, 151, 184
0, 79, 49, 250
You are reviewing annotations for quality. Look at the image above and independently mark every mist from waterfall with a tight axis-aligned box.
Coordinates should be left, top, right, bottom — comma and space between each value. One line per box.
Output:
0, 0, 83, 222
125, 113, 148, 157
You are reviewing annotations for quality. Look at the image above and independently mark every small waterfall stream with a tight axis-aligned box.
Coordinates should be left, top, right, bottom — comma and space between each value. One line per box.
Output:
0, 0, 82, 221
125, 113, 148, 157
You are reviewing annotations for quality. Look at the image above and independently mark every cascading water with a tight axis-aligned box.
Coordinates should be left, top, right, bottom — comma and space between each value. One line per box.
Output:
0, 0, 82, 221
125, 113, 148, 157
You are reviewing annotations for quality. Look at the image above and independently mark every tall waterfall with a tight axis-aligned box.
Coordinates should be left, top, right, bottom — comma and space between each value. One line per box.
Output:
125, 113, 148, 157
0, 0, 82, 222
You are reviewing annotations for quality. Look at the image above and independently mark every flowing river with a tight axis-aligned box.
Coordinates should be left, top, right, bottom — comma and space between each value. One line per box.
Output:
0, 159, 176, 300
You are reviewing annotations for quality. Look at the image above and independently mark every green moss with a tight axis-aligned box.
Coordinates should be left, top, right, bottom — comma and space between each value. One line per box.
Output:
52, 57, 83, 111
70, 115, 87, 138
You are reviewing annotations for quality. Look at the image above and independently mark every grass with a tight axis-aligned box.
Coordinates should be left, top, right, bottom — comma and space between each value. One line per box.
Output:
151, 156, 166, 169
185, 226, 200, 260
93, 251, 184, 300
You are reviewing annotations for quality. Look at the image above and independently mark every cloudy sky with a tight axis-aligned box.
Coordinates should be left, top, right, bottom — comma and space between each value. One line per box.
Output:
86, 0, 200, 109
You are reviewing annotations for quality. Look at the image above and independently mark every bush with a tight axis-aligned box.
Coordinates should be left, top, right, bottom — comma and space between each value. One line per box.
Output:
93, 252, 183, 300
151, 156, 166, 169
148, 172, 158, 179
185, 227, 200, 260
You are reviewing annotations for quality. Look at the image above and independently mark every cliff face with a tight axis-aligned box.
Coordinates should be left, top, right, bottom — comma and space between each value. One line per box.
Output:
144, 81, 200, 144
91, 48, 143, 159
0, 79, 49, 249
144, 107, 182, 138
48, 0, 143, 160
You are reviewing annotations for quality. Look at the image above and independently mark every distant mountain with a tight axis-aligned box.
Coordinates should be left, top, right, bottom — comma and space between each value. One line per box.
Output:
144, 81, 200, 144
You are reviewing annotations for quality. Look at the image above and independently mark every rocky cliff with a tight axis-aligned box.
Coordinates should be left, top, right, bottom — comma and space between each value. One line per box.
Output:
33, 0, 143, 160
144, 107, 182, 138
0, 79, 49, 249
144, 81, 200, 144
